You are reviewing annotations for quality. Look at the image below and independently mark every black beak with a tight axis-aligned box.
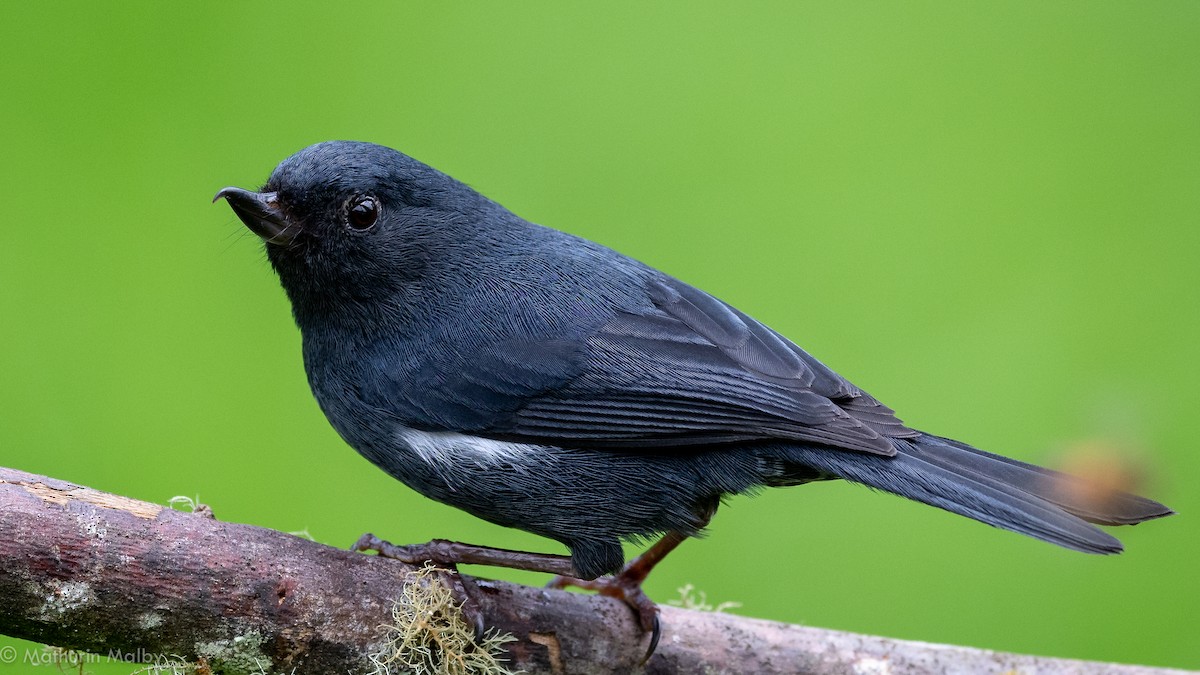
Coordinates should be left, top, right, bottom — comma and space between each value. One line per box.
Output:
213, 187, 295, 245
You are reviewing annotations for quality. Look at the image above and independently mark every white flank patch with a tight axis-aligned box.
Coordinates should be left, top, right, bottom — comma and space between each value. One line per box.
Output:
397, 427, 535, 468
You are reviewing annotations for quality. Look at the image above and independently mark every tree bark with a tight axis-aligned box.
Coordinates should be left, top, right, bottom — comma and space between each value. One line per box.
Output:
0, 466, 1189, 675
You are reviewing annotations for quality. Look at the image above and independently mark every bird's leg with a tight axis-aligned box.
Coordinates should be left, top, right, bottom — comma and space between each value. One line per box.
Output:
548, 500, 717, 661
353, 531, 689, 660
547, 529, 687, 663
352, 533, 584, 642
352, 533, 580, 575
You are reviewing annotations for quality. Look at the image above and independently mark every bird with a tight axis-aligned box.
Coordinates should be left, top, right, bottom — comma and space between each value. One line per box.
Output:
215, 140, 1173, 650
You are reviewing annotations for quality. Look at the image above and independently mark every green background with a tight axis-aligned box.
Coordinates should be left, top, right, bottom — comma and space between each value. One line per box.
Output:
2, 2, 1197, 672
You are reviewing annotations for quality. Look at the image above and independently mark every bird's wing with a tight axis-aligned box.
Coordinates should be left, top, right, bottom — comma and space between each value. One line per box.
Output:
400, 276, 916, 455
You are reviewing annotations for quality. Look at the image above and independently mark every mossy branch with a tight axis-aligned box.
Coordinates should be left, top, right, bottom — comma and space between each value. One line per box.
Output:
0, 466, 1189, 675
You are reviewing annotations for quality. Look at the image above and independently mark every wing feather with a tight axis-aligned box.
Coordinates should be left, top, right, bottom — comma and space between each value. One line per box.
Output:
396, 275, 915, 455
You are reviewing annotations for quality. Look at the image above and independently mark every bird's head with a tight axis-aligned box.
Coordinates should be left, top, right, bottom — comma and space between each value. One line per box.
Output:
215, 141, 499, 325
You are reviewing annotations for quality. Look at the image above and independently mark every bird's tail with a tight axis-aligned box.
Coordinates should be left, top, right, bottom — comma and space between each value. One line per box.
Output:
776, 433, 1173, 553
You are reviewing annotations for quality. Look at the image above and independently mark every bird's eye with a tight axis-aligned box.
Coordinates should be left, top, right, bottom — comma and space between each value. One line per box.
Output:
346, 195, 380, 230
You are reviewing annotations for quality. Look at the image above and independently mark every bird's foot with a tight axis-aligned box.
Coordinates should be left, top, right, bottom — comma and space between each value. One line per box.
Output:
351, 533, 486, 640
547, 532, 689, 662
352, 533, 465, 566
547, 568, 662, 661
353, 531, 677, 661
547, 571, 659, 632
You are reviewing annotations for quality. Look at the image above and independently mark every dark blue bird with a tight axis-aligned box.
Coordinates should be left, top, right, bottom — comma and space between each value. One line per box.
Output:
216, 141, 1172, 642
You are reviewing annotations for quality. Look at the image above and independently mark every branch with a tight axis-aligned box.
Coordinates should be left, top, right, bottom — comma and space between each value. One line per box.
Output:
0, 467, 1188, 675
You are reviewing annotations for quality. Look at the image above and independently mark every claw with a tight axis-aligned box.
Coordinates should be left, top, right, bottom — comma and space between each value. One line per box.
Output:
442, 569, 487, 643
548, 571, 661, 657
641, 614, 661, 665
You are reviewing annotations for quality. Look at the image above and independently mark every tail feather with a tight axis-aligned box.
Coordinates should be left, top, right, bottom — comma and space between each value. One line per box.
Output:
917, 434, 1174, 526
777, 433, 1172, 554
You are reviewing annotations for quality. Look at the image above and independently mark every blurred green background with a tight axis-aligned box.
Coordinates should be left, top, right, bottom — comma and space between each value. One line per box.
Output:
1, 2, 1197, 672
